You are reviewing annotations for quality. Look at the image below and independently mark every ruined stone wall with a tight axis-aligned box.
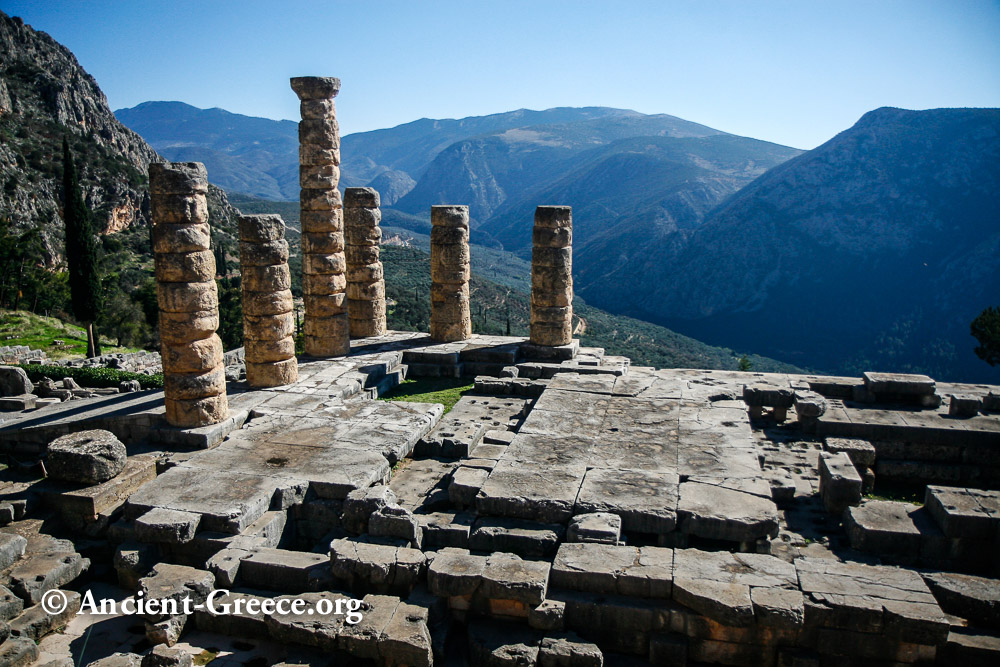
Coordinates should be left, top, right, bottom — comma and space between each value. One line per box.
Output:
149, 162, 227, 427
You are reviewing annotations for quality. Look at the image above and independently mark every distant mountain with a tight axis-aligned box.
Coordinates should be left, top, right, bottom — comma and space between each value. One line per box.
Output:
115, 101, 300, 200
587, 107, 1000, 382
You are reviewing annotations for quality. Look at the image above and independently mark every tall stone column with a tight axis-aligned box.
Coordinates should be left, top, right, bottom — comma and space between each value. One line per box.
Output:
344, 187, 386, 338
430, 205, 471, 342
291, 76, 349, 357
531, 205, 573, 346
239, 214, 297, 387
149, 162, 228, 427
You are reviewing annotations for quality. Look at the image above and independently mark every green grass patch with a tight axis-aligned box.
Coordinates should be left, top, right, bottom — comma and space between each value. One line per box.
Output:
18, 364, 163, 390
0, 309, 141, 360
864, 480, 925, 505
379, 377, 474, 414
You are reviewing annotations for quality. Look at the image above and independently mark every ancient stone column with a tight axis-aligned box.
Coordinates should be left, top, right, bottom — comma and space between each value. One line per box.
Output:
430, 205, 472, 342
531, 205, 573, 346
344, 187, 386, 338
149, 162, 228, 427
239, 214, 297, 387
291, 76, 349, 357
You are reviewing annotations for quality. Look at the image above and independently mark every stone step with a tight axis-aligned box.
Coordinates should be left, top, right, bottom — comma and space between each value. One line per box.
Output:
237, 547, 333, 593
468, 517, 565, 559
844, 500, 948, 565
330, 536, 427, 596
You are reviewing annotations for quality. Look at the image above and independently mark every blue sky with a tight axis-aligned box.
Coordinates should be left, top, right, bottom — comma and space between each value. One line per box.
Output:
3, 0, 999, 148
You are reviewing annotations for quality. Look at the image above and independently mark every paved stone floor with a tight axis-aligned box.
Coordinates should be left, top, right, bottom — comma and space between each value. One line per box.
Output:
2, 331, 999, 666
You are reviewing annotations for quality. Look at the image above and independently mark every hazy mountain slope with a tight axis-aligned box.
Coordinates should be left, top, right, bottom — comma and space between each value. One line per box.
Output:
393, 113, 733, 223
483, 133, 802, 257
596, 107, 1000, 382
116, 101, 300, 200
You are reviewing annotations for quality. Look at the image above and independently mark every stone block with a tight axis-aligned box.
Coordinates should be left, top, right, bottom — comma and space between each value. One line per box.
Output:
751, 587, 805, 629
469, 517, 565, 558
819, 452, 862, 514
576, 469, 678, 535
428, 550, 487, 597
447, 467, 488, 508
0, 365, 34, 396
141, 645, 193, 667
0, 636, 38, 667
46, 429, 127, 484
477, 460, 586, 523
239, 547, 331, 593
950, 393, 982, 417
8, 550, 88, 605
863, 371, 935, 396
551, 543, 639, 595
539, 633, 603, 667
418, 511, 474, 549
0, 584, 25, 621
529, 599, 566, 632
925, 485, 1000, 539
264, 591, 347, 651
467, 619, 541, 667
378, 601, 433, 667
677, 481, 779, 542
0, 532, 27, 570
370, 504, 423, 548
330, 538, 426, 595
342, 484, 397, 533
844, 501, 945, 560
114, 542, 158, 590
823, 437, 876, 469
923, 571, 1000, 630
743, 383, 794, 408
135, 508, 201, 544
43, 453, 158, 520
674, 578, 753, 627
479, 553, 550, 606
8, 590, 80, 641
0, 395, 36, 411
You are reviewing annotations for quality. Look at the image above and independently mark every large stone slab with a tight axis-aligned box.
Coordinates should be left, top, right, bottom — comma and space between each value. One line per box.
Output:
575, 468, 678, 534
179, 436, 390, 499
923, 572, 1000, 630
677, 481, 778, 542
477, 461, 587, 523
863, 372, 935, 396
925, 485, 1000, 539
127, 467, 281, 534
41, 453, 158, 519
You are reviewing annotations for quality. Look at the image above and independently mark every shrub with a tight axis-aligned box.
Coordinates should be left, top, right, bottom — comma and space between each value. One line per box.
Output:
18, 364, 164, 389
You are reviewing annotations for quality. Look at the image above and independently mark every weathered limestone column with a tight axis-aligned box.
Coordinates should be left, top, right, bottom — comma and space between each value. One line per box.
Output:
239, 214, 297, 387
344, 187, 386, 338
531, 205, 573, 346
430, 205, 472, 342
291, 76, 349, 357
149, 162, 228, 427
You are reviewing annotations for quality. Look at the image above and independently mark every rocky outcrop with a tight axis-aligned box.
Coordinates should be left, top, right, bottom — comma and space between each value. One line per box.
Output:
0, 10, 159, 250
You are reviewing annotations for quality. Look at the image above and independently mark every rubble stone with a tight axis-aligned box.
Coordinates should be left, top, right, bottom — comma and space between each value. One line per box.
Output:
46, 429, 127, 484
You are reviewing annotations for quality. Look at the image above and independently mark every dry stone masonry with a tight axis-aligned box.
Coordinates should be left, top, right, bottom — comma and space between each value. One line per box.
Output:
344, 187, 387, 338
149, 161, 228, 427
291, 76, 350, 357
531, 205, 573, 347
430, 205, 472, 342
238, 214, 297, 387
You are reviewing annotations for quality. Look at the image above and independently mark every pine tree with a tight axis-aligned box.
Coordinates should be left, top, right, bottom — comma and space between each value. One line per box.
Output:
971, 306, 1000, 367
63, 137, 102, 357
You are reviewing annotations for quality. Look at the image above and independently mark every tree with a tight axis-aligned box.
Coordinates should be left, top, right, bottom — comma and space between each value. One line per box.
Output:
738, 354, 753, 372
63, 137, 102, 357
971, 306, 1000, 367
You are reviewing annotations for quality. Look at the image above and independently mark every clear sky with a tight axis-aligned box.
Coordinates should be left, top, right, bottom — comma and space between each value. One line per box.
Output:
3, 0, 999, 149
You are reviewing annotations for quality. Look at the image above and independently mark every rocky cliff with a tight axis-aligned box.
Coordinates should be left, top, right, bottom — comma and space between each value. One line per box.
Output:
0, 10, 239, 264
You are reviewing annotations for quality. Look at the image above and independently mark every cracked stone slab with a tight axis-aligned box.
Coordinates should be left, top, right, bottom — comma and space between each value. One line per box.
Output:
476, 460, 586, 523
575, 468, 679, 534
126, 467, 281, 534
795, 557, 950, 643
179, 436, 390, 499
674, 549, 797, 588
677, 481, 779, 542
924, 485, 1000, 539
922, 572, 1000, 630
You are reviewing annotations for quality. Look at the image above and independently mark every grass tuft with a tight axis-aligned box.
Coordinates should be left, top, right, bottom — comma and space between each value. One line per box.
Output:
378, 377, 474, 414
